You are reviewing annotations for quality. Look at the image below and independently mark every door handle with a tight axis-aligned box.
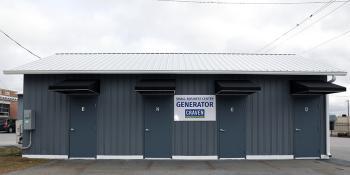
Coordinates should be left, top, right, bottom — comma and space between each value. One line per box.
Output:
145, 128, 150, 132
70, 128, 75, 132
219, 129, 225, 132
295, 128, 301, 132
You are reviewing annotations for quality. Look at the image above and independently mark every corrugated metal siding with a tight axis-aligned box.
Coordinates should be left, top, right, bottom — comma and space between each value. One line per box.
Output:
97, 75, 143, 155
23, 74, 145, 155
23, 75, 69, 155
22, 74, 327, 156
320, 95, 327, 155
247, 77, 293, 155
173, 75, 217, 155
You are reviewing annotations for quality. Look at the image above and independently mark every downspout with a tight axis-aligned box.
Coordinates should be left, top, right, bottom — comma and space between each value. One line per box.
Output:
328, 75, 336, 83
325, 75, 336, 158
21, 131, 32, 150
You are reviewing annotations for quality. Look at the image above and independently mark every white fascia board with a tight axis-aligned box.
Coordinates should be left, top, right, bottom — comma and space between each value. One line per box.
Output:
172, 156, 218, 160
3, 70, 347, 76
246, 155, 294, 160
23, 154, 68, 159
96, 155, 143, 160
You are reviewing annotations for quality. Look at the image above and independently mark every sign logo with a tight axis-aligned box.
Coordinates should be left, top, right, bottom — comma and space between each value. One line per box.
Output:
185, 109, 205, 118
174, 95, 216, 121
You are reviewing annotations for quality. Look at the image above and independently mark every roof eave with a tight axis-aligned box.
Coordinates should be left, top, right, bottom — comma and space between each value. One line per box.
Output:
3, 70, 347, 76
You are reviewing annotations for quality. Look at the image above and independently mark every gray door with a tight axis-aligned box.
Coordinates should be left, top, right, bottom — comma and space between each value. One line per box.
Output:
69, 96, 97, 158
294, 96, 321, 158
144, 96, 172, 158
218, 96, 246, 158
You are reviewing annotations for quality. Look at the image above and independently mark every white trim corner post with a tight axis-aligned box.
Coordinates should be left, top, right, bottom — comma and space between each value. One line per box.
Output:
326, 75, 336, 157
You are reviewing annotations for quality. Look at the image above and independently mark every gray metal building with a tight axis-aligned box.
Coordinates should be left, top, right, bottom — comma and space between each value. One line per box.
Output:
4, 53, 347, 160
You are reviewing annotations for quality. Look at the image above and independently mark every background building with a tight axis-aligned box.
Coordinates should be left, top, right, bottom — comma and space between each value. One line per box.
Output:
0, 88, 18, 133
0, 88, 18, 119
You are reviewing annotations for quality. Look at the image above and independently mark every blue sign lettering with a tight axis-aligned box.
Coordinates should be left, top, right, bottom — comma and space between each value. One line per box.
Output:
176, 102, 214, 108
185, 109, 205, 118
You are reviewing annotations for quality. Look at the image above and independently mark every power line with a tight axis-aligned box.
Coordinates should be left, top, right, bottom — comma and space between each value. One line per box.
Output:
0, 29, 41, 59
158, 0, 347, 5
301, 28, 350, 54
265, 0, 350, 52
256, 0, 337, 53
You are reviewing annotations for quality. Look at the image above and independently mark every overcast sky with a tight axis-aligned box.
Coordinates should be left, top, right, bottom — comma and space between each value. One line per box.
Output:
0, 0, 349, 115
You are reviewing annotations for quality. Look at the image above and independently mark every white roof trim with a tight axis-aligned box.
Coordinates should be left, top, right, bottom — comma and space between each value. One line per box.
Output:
3, 53, 347, 76
3, 70, 346, 76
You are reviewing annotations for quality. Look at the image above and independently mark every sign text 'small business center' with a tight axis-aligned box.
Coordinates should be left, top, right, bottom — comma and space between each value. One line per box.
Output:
4, 53, 347, 160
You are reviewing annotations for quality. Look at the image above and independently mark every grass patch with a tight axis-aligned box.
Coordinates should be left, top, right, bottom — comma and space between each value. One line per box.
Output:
0, 146, 21, 157
0, 147, 49, 174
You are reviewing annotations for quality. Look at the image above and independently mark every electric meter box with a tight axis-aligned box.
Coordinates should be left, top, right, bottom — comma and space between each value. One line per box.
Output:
23, 110, 35, 130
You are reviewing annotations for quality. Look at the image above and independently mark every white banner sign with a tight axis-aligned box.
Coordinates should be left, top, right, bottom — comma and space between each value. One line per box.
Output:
174, 95, 216, 121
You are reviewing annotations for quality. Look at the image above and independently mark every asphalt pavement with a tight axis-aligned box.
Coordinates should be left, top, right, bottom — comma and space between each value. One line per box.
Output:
4, 159, 350, 175
0, 133, 17, 147
331, 136, 350, 161
1, 134, 350, 175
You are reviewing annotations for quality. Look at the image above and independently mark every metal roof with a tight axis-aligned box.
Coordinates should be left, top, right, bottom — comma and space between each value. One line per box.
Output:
3, 53, 347, 76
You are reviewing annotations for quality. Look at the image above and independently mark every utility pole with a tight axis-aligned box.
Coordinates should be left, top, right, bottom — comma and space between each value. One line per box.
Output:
347, 99, 350, 117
